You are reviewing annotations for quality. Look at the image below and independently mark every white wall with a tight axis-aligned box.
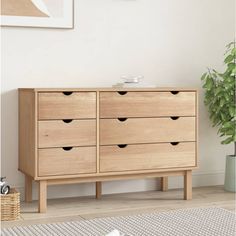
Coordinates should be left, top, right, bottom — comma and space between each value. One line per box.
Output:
1, 0, 235, 200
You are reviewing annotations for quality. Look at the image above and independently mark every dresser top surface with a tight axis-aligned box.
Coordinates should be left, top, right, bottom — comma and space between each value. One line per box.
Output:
19, 87, 198, 92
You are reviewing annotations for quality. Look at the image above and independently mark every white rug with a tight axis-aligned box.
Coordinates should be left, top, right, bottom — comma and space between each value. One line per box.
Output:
1, 208, 235, 236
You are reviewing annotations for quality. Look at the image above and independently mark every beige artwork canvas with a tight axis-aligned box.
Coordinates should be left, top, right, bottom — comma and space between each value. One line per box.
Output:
0, 0, 74, 28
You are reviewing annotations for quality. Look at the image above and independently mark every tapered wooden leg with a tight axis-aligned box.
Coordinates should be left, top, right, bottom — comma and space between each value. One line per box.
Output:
25, 175, 32, 202
38, 180, 47, 213
96, 182, 102, 199
160, 177, 168, 191
184, 170, 192, 200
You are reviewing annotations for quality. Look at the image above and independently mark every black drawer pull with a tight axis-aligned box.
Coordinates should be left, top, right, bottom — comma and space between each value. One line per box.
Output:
170, 116, 179, 120
62, 119, 73, 123
118, 118, 128, 122
63, 91, 73, 96
117, 91, 127, 95
170, 142, 179, 146
117, 144, 128, 148
170, 91, 179, 95
62, 147, 73, 151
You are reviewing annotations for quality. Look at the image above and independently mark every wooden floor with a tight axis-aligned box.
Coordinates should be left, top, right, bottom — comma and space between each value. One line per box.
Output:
2, 186, 235, 229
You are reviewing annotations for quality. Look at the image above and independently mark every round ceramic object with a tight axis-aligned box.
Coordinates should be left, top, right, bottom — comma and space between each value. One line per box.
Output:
224, 155, 236, 192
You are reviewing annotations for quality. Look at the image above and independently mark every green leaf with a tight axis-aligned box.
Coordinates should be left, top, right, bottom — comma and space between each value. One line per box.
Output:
231, 47, 236, 55
224, 54, 234, 64
223, 122, 231, 128
221, 137, 233, 144
206, 77, 214, 90
201, 72, 207, 81
220, 99, 225, 107
214, 87, 222, 96
227, 63, 236, 71
231, 67, 236, 75
225, 130, 234, 135
226, 42, 235, 49
229, 107, 235, 117
234, 135, 236, 142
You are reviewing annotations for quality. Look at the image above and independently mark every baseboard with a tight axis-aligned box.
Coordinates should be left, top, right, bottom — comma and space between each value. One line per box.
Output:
169, 170, 224, 189
14, 171, 224, 201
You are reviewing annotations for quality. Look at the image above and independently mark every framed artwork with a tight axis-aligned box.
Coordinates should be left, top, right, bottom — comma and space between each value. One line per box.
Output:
0, 0, 74, 29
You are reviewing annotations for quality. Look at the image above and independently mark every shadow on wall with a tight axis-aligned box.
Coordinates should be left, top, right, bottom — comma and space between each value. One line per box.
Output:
1, 89, 24, 186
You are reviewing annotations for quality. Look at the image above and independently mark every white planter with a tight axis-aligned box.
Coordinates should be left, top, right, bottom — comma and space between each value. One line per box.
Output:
224, 155, 236, 192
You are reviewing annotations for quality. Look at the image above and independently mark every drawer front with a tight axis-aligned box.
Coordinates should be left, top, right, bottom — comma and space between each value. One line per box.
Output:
100, 142, 196, 172
38, 147, 96, 176
38, 120, 96, 148
38, 92, 96, 120
100, 91, 196, 118
100, 117, 195, 145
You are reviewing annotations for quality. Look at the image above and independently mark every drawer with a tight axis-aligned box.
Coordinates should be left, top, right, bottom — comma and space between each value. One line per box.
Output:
100, 142, 196, 172
38, 119, 96, 148
38, 92, 96, 120
100, 91, 196, 118
38, 146, 96, 176
100, 117, 195, 145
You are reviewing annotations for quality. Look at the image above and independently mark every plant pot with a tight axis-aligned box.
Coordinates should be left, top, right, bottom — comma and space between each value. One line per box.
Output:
224, 155, 236, 192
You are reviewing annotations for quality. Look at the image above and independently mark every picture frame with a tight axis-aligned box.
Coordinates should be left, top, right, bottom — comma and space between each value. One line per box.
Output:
0, 0, 74, 29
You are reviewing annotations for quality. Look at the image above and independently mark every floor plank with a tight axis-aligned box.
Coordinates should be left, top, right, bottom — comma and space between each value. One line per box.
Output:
1, 186, 235, 229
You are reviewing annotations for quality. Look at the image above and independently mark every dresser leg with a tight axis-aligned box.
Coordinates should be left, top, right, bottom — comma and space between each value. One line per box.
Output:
160, 177, 168, 191
96, 182, 102, 199
38, 180, 47, 213
25, 175, 32, 202
184, 170, 192, 200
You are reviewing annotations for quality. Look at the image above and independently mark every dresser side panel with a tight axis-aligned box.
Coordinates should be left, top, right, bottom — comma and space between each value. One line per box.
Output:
195, 91, 199, 167
19, 89, 37, 178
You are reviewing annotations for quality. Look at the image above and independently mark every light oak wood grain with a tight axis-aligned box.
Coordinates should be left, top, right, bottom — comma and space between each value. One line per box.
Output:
100, 91, 196, 118
18, 88, 198, 212
38, 147, 96, 176
38, 92, 96, 120
184, 170, 192, 200
47, 171, 185, 185
96, 182, 102, 199
36, 167, 197, 181
100, 117, 196, 145
161, 177, 168, 192
38, 120, 96, 148
19, 89, 37, 178
96, 91, 100, 173
25, 175, 33, 202
38, 181, 47, 213
100, 142, 196, 172
20, 88, 198, 92
195, 91, 199, 168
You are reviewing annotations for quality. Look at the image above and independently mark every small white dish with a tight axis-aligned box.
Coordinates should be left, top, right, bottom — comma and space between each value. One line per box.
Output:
121, 75, 143, 84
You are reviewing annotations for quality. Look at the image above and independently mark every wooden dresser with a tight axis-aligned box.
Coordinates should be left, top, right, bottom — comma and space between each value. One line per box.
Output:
19, 88, 198, 212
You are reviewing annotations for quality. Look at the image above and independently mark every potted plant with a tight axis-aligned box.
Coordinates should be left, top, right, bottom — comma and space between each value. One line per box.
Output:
201, 42, 236, 192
